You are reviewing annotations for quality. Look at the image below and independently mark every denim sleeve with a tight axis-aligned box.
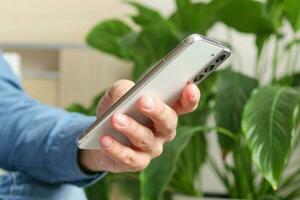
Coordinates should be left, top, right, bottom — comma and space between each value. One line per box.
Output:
0, 57, 106, 186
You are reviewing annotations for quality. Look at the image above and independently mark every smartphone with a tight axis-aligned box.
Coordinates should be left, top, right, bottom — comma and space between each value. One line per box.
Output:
77, 33, 231, 149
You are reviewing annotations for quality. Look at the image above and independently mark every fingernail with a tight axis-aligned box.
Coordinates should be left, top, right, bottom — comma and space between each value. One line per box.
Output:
116, 114, 129, 127
101, 137, 112, 148
143, 96, 154, 110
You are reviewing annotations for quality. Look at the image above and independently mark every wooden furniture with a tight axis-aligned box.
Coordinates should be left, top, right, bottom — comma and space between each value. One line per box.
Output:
2, 46, 131, 107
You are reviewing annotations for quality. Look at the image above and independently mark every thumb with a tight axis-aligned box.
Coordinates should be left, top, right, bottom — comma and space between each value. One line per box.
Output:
97, 79, 134, 117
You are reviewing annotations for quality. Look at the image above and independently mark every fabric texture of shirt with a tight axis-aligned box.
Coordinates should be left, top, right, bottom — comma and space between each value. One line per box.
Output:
0, 171, 88, 200
0, 55, 105, 186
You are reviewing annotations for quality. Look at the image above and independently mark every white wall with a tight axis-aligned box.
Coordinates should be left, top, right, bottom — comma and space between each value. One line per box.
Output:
0, 0, 131, 45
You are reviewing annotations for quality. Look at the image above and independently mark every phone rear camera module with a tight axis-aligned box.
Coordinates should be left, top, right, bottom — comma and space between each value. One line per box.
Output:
216, 55, 226, 63
194, 74, 204, 83
204, 65, 215, 73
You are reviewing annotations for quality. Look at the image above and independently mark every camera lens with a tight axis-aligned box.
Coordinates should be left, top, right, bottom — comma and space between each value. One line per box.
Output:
216, 55, 226, 63
194, 74, 204, 82
204, 65, 215, 73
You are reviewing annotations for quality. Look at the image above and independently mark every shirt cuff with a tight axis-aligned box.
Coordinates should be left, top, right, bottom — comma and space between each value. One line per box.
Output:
48, 114, 107, 187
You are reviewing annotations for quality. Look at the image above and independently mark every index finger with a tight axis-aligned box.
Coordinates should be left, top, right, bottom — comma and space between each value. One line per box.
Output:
173, 84, 200, 115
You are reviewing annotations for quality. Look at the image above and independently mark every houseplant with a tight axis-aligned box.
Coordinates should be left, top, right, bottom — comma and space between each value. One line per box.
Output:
68, 0, 300, 199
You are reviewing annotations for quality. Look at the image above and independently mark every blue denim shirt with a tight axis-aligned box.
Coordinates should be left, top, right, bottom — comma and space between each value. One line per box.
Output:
0, 56, 104, 186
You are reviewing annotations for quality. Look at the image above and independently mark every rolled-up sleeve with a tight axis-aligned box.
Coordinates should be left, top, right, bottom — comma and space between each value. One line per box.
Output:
0, 57, 106, 186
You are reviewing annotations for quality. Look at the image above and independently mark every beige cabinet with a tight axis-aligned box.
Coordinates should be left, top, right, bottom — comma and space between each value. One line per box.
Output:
58, 49, 132, 107
2, 47, 132, 108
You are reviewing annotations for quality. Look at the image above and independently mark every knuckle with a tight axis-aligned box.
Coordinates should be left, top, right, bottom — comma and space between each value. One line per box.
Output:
165, 130, 177, 142
155, 106, 177, 131
164, 114, 178, 133
122, 152, 136, 166
136, 129, 153, 149
152, 145, 163, 158
138, 137, 151, 149
164, 123, 175, 134
112, 145, 123, 158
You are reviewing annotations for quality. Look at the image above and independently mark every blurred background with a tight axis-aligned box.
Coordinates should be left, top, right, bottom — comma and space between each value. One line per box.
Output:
1, 0, 300, 199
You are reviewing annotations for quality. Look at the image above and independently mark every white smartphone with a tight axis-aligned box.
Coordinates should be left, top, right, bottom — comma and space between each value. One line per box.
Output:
77, 33, 231, 149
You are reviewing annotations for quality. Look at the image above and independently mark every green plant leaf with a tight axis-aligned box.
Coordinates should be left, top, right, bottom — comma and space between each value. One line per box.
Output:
284, 190, 300, 200
283, 0, 300, 31
85, 175, 110, 200
170, 132, 207, 196
242, 86, 300, 189
276, 73, 300, 87
131, 20, 180, 80
86, 19, 134, 60
170, 0, 218, 35
128, 1, 165, 27
278, 167, 300, 199
137, 21, 179, 61
216, 0, 275, 35
109, 173, 140, 200
88, 91, 106, 116
66, 103, 89, 115
256, 35, 268, 58
140, 126, 202, 200
66, 91, 105, 116
86, 3, 181, 82
285, 38, 300, 50
215, 69, 258, 152
167, 74, 218, 196
167, 75, 216, 196
264, 0, 285, 30
231, 138, 256, 198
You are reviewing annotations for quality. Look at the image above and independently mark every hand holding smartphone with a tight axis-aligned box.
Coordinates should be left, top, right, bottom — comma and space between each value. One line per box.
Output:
77, 33, 231, 149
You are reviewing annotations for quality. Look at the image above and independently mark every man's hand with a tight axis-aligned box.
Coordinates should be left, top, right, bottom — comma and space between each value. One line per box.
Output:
79, 79, 200, 173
